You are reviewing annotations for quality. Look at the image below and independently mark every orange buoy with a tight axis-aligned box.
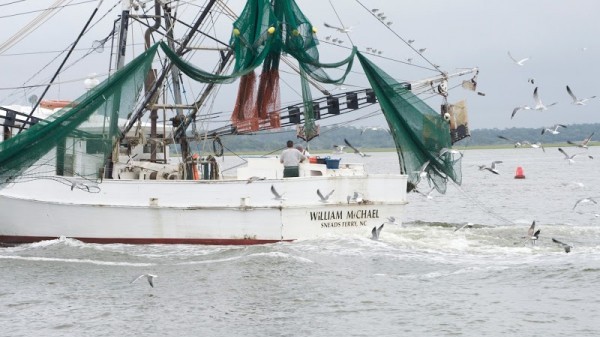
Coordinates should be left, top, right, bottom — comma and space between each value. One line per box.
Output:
514, 166, 526, 179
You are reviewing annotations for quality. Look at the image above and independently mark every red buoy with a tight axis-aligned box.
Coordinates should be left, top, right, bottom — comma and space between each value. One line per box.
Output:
514, 166, 526, 179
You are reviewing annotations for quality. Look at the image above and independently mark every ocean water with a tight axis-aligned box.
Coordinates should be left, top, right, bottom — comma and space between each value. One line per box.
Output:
2, 147, 600, 337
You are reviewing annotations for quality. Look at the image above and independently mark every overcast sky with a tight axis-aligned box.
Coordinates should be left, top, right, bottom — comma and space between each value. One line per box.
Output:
1, 0, 598, 131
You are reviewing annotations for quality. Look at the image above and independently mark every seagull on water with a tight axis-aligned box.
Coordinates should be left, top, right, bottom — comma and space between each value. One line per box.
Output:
566, 85, 596, 105
271, 185, 286, 200
478, 161, 502, 175
573, 197, 597, 210
418, 48, 427, 53
541, 124, 567, 135
371, 223, 384, 240
454, 222, 474, 232
344, 138, 369, 157
131, 274, 157, 287
567, 132, 594, 149
323, 22, 352, 33
386, 216, 399, 225
317, 189, 335, 202
407, 39, 415, 44
507, 51, 530, 66
552, 238, 573, 253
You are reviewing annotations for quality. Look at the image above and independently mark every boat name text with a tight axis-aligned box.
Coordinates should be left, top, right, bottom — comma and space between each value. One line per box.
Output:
309, 209, 380, 228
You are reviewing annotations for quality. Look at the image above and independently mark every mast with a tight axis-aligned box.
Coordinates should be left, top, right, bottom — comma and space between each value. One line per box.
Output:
115, 1, 131, 71
119, 0, 218, 178
105, 0, 132, 178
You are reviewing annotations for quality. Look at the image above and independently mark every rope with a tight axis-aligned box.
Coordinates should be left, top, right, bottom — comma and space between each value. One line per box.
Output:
450, 180, 517, 226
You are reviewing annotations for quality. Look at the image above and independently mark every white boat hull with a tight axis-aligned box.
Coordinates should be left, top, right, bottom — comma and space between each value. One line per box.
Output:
0, 174, 407, 244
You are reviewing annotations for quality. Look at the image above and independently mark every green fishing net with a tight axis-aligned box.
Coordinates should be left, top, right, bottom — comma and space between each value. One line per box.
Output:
357, 52, 462, 193
0, 44, 158, 185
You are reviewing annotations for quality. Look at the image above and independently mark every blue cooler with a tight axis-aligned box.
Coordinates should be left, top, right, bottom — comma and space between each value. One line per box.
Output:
325, 158, 341, 169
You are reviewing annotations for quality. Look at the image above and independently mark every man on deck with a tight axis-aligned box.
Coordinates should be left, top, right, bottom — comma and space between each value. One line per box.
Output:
280, 140, 306, 178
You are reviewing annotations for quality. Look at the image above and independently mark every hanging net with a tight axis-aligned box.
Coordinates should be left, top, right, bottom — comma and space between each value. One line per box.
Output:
0, 44, 158, 186
356, 52, 462, 193
159, 0, 355, 133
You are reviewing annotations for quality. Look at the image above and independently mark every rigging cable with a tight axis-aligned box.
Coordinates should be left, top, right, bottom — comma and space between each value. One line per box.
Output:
327, 0, 354, 46
353, 0, 443, 74
18, 0, 106, 132
0, 0, 69, 53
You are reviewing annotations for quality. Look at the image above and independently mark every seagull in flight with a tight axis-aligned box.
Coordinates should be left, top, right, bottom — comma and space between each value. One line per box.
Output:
344, 138, 370, 157
131, 274, 157, 287
386, 216, 399, 225
414, 186, 435, 199
573, 197, 597, 210
525, 221, 540, 245
566, 85, 596, 105
507, 51, 530, 66
414, 160, 431, 184
522, 141, 545, 152
332, 145, 345, 154
478, 161, 502, 175
347, 191, 363, 204
271, 185, 286, 200
246, 176, 266, 184
552, 238, 573, 253
497, 135, 522, 147
511, 105, 531, 119
558, 147, 583, 164
317, 189, 335, 202
533, 87, 558, 111
439, 147, 463, 157
323, 22, 352, 33
541, 124, 567, 135
567, 132, 594, 149
371, 223, 384, 240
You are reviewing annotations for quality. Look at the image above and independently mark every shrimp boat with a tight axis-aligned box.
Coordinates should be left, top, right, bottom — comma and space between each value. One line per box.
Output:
0, 0, 473, 244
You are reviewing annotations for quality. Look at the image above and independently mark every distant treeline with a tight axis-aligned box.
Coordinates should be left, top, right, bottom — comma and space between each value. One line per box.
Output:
185, 123, 599, 153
